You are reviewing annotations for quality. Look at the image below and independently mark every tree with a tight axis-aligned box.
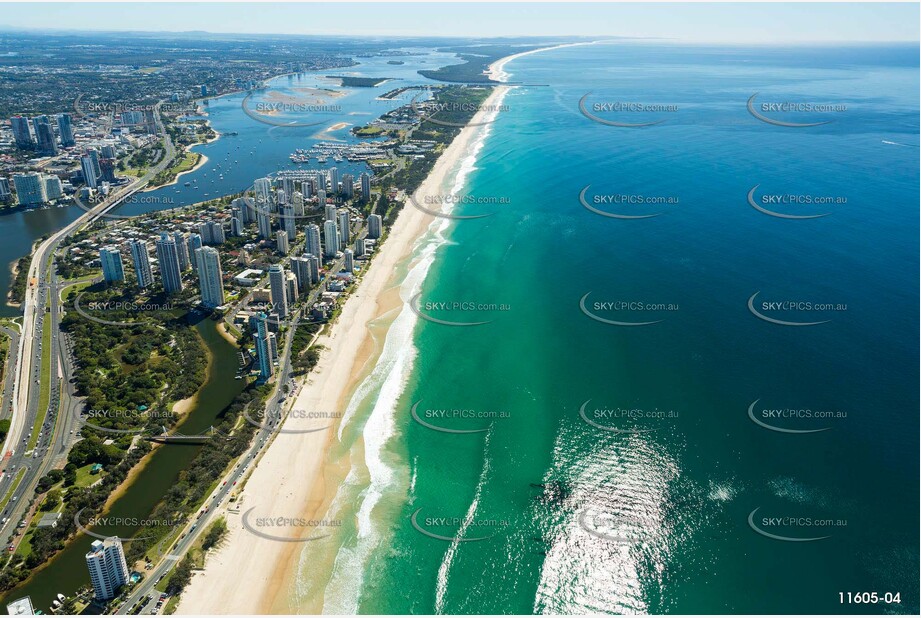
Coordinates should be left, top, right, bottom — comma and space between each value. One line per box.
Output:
41, 489, 62, 511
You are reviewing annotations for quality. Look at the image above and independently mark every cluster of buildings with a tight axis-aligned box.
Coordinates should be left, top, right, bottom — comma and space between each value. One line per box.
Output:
75, 166, 383, 383
1, 109, 158, 206
99, 226, 226, 309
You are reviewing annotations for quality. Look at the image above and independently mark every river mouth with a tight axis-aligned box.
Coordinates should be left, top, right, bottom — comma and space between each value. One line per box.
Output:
0, 316, 244, 614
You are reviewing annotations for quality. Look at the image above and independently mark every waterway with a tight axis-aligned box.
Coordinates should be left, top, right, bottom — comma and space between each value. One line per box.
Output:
0, 316, 244, 613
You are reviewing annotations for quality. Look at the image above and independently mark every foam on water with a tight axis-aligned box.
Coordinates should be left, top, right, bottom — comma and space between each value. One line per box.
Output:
311, 88, 511, 613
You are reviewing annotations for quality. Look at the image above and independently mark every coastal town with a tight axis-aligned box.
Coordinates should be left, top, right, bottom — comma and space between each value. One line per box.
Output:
0, 41, 496, 614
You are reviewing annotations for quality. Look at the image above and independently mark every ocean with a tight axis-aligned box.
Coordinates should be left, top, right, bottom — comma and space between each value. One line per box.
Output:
303, 42, 919, 614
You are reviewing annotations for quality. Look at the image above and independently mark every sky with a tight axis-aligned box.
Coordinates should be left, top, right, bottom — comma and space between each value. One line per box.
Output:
1, 2, 919, 42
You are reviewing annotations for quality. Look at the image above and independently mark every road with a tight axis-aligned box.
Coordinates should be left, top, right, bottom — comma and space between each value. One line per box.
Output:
0, 104, 176, 546
116, 223, 365, 614
0, 324, 19, 421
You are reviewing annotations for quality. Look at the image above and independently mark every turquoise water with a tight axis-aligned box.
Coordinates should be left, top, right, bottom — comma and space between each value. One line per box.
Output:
316, 43, 919, 614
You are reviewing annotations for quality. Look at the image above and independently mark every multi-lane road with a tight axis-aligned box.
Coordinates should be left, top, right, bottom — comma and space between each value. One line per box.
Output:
0, 105, 175, 547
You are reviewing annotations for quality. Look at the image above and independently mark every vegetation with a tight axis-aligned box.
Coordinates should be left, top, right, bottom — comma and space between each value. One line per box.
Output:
201, 517, 227, 551
326, 75, 391, 87
165, 554, 194, 596
7, 254, 33, 305
290, 322, 322, 375
61, 284, 207, 433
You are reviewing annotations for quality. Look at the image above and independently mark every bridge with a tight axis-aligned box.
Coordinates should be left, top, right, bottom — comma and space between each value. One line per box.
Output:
145, 426, 216, 445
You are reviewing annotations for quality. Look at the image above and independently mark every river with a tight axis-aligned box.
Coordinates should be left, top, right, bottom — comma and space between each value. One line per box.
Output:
0, 316, 244, 613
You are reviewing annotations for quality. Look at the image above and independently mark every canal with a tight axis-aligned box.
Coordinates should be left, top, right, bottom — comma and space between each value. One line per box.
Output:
1, 315, 244, 613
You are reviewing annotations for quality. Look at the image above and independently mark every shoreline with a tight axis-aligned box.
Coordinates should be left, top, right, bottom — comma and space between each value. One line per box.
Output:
176, 45, 563, 614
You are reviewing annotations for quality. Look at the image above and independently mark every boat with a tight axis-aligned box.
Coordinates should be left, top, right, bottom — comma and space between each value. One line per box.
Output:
184, 182, 191, 186
57, 594, 65, 602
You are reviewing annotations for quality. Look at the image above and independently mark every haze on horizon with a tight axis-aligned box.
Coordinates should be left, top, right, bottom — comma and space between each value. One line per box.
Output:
1, 2, 919, 43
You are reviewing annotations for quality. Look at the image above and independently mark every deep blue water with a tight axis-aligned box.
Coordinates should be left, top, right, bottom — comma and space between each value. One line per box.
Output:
364, 42, 919, 614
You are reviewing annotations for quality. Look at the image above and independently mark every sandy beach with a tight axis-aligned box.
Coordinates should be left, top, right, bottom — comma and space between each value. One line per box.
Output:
175, 45, 563, 614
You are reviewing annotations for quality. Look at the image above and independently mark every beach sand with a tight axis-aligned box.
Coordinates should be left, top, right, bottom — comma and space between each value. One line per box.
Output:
174, 45, 573, 614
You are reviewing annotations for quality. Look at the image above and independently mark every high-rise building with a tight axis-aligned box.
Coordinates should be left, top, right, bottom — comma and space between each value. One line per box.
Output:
279, 176, 295, 199
81, 155, 98, 189
101, 144, 117, 159
57, 113, 76, 147
100, 158, 117, 183
268, 264, 288, 319
317, 188, 326, 210
32, 116, 57, 155
0, 178, 10, 201
10, 116, 33, 150
286, 272, 299, 304
360, 173, 371, 203
12, 173, 46, 206
337, 210, 350, 249
301, 178, 313, 200
232, 196, 255, 224
324, 203, 337, 223
305, 224, 321, 258
85, 537, 129, 601
187, 233, 203, 271
196, 246, 225, 309
128, 239, 153, 288
341, 174, 354, 200
253, 313, 274, 379
305, 254, 320, 284
290, 256, 310, 292
281, 205, 296, 241
254, 177, 273, 213
197, 221, 225, 245
353, 237, 366, 257
367, 213, 383, 239
329, 167, 339, 195
316, 172, 326, 195
323, 220, 339, 258
275, 229, 290, 255
99, 246, 125, 283
155, 232, 184, 294
230, 212, 243, 237
87, 148, 102, 178
344, 248, 354, 273
256, 209, 272, 240
291, 191, 304, 217
173, 232, 190, 270
42, 175, 63, 201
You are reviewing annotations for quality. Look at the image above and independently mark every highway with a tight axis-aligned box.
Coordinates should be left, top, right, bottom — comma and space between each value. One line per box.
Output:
0, 104, 176, 548
116, 225, 364, 614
